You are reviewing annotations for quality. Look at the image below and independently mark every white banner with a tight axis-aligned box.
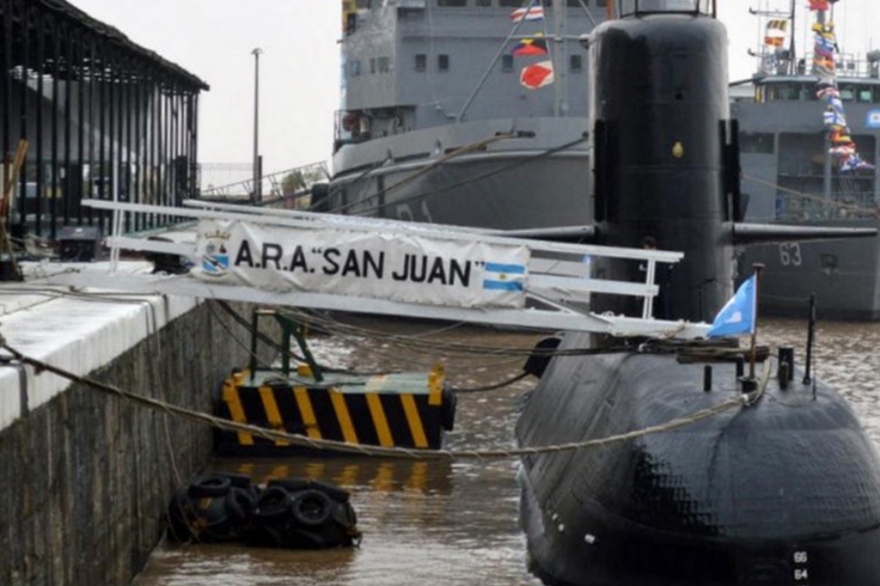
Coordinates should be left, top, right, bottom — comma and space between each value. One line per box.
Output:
192, 220, 530, 309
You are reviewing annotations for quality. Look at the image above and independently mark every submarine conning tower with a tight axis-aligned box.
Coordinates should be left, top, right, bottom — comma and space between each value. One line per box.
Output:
587, 3, 738, 322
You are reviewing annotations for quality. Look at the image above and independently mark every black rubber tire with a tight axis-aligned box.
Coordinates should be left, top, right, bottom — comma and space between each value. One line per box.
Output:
308, 479, 350, 503
217, 473, 251, 490
254, 486, 291, 521
268, 477, 310, 493
225, 487, 257, 525
290, 489, 334, 528
332, 501, 358, 529
188, 475, 232, 498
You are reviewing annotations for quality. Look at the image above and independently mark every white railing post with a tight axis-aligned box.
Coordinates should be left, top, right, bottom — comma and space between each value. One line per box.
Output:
642, 259, 657, 319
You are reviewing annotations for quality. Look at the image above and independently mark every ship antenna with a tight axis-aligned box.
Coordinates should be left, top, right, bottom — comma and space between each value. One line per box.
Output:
748, 263, 765, 380
803, 293, 816, 386
788, 0, 797, 75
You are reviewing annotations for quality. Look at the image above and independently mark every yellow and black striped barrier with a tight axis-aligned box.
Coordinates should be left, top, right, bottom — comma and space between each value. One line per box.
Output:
214, 365, 455, 456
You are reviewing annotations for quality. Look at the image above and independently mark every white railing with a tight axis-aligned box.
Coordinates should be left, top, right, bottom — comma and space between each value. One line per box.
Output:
47, 199, 710, 340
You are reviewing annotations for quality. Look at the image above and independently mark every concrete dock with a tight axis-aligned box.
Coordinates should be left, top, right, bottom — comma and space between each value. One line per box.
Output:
0, 262, 271, 586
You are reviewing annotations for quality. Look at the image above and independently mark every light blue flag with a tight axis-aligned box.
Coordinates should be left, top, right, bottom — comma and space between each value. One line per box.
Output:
707, 275, 757, 337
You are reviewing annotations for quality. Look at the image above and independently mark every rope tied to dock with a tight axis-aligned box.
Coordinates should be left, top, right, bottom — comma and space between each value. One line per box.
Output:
0, 342, 770, 461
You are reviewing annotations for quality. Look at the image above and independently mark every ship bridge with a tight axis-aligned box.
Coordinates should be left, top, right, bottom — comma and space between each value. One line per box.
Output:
615, 0, 715, 17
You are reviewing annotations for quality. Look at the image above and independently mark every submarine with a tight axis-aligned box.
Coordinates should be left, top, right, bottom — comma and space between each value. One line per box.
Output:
515, 1, 880, 585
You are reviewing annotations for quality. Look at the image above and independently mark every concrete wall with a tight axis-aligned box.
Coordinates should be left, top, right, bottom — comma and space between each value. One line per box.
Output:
0, 301, 273, 586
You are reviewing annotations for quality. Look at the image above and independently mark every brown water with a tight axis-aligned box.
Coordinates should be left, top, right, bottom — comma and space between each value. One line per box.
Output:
131, 317, 880, 586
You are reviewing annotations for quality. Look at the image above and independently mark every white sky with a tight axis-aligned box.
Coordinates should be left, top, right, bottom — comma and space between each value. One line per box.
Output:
67, 0, 876, 175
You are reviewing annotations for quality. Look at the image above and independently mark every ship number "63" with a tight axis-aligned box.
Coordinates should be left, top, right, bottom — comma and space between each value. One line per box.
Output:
779, 243, 802, 267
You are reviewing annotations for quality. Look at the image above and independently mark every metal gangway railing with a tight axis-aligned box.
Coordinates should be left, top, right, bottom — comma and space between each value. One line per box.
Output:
198, 162, 330, 206
46, 199, 711, 340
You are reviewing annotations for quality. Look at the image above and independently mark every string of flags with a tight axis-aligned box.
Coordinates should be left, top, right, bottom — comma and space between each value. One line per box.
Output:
810, 0, 874, 173
764, 19, 788, 48
508, 3, 553, 90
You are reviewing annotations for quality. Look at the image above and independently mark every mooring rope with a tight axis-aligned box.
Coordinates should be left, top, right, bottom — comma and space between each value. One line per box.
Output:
0, 339, 769, 461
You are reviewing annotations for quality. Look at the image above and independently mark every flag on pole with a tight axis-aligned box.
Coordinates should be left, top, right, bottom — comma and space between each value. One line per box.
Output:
512, 37, 548, 57
510, 6, 544, 22
520, 61, 554, 89
764, 19, 788, 47
707, 275, 757, 338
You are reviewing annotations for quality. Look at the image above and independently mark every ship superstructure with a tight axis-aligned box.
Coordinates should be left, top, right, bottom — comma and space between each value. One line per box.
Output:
321, 0, 606, 229
734, 3, 880, 319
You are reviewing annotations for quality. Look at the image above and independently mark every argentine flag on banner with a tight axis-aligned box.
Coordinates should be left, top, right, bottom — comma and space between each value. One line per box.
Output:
483, 262, 526, 292
707, 275, 757, 338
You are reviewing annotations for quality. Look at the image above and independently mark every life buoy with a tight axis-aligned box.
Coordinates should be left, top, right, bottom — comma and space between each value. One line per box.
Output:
342, 113, 358, 131
290, 489, 333, 528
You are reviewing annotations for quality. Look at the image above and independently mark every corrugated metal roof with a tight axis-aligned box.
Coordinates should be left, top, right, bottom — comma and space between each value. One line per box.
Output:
34, 0, 210, 91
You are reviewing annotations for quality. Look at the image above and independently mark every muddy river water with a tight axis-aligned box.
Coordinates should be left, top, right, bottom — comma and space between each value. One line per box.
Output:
131, 317, 880, 586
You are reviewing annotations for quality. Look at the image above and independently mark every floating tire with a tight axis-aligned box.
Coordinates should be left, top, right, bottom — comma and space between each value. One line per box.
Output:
219, 473, 252, 490
225, 487, 257, 525
290, 489, 334, 528
254, 486, 291, 522
188, 475, 232, 498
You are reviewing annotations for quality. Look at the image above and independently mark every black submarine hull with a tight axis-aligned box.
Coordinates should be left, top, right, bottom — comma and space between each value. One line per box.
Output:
517, 334, 880, 585
516, 7, 880, 585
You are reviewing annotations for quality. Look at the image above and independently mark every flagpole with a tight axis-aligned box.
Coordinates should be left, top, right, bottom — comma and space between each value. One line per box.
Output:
748, 263, 765, 380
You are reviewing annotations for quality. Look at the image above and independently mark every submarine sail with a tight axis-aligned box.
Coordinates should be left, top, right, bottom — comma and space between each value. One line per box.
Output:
515, 1, 880, 585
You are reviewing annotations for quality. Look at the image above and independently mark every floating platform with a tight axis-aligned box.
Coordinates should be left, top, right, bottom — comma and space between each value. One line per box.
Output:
214, 366, 455, 455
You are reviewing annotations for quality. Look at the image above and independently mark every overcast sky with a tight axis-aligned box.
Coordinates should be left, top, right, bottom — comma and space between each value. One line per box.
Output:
68, 0, 876, 176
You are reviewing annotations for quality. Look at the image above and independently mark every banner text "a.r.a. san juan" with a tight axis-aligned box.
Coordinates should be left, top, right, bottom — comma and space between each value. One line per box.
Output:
232, 240, 473, 287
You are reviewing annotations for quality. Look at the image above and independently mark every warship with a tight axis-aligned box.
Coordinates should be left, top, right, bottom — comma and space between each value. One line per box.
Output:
515, 1, 880, 585
734, 4, 880, 320
320, 0, 607, 230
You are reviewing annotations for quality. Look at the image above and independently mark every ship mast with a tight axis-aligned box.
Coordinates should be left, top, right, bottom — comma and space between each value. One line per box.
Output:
817, 4, 833, 201
787, 0, 796, 75
553, 0, 567, 117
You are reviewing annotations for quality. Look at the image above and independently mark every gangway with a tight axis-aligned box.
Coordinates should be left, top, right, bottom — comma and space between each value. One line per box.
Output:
47, 199, 711, 340
199, 162, 329, 204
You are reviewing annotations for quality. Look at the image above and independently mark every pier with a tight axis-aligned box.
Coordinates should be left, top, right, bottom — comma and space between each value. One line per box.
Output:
0, 271, 274, 585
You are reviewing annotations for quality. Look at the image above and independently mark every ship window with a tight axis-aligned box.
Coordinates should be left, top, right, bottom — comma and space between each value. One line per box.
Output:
378, 57, 391, 72
370, 58, 376, 74
858, 88, 874, 103
839, 87, 855, 101
596, 0, 607, 5
502, 55, 513, 72
350, 61, 362, 77
619, 0, 706, 15
356, 0, 371, 7
476, 0, 491, 5
499, 0, 521, 6
740, 132, 775, 154
438, 54, 450, 71
770, 85, 798, 101
438, 0, 467, 6
570, 55, 583, 72
415, 54, 427, 71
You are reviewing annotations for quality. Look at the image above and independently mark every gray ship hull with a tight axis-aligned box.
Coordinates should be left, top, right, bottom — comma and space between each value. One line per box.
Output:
733, 77, 880, 320
328, 117, 592, 230
738, 219, 880, 320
